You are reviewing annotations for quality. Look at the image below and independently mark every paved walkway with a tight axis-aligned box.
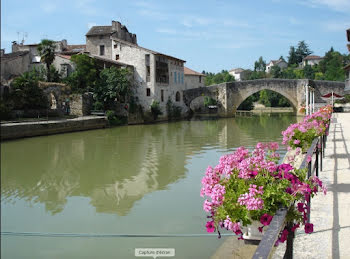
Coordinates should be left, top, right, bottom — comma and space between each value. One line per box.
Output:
274, 112, 350, 259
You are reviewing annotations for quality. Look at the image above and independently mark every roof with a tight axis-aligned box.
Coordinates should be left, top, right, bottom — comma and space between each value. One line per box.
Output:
1, 51, 29, 60
112, 37, 186, 63
56, 54, 72, 60
89, 54, 134, 68
229, 68, 245, 73
86, 26, 112, 36
65, 44, 86, 52
303, 55, 323, 61
184, 67, 204, 76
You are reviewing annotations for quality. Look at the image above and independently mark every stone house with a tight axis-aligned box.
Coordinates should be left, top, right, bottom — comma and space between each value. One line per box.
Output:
184, 67, 205, 89
265, 59, 288, 73
1, 50, 30, 83
86, 20, 188, 118
229, 68, 247, 81
301, 55, 323, 67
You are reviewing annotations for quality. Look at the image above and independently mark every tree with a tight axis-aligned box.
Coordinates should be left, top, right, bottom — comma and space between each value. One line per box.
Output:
204, 70, 234, 86
37, 39, 56, 82
66, 54, 99, 93
303, 64, 315, 79
288, 46, 298, 66
318, 48, 347, 81
10, 70, 48, 110
270, 65, 281, 78
94, 67, 131, 109
295, 41, 312, 64
254, 56, 266, 72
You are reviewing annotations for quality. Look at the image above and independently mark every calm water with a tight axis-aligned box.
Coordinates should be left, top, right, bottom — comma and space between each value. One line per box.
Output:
1, 114, 296, 259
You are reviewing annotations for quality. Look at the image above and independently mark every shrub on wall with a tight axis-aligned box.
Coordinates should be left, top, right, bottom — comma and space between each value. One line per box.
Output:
166, 99, 181, 120
150, 101, 162, 120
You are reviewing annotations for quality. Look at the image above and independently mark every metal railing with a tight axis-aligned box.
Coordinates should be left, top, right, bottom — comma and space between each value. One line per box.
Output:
253, 125, 329, 259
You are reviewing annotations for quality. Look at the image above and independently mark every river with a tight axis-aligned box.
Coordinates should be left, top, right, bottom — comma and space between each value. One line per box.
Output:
1, 114, 296, 259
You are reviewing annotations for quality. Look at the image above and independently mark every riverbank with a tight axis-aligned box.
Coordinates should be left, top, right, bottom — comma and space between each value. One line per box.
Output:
0, 116, 107, 141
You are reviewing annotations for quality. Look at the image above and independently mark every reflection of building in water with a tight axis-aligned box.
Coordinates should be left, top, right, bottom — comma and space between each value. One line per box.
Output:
90, 144, 160, 216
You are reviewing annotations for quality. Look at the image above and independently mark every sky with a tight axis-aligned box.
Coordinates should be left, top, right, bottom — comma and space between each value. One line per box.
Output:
1, 0, 350, 73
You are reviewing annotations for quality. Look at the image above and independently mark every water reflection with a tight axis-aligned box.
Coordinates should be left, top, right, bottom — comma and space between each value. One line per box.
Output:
1, 115, 296, 216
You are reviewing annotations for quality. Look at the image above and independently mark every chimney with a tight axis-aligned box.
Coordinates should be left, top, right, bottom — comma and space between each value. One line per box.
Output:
132, 34, 137, 45
61, 39, 67, 49
12, 41, 19, 52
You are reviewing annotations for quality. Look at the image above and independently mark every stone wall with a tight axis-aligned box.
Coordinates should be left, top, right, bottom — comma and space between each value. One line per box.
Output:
1, 117, 107, 141
70, 93, 93, 116
184, 74, 205, 90
86, 35, 113, 58
1, 53, 30, 81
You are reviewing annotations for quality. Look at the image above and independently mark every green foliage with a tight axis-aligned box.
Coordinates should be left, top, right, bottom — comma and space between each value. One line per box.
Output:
150, 100, 162, 120
303, 64, 315, 79
295, 40, 313, 64
318, 48, 347, 81
37, 39, 56, 82
254, 56, 266, 72
259, 90, 291, 107
105, 110, 127, 126
238, 94, 258, 110
270, 65, 281, 78
65, 54, 99, 93
10, 70, 48, 110
288, 46, 298, 66
166, 98, 182, 120
94, 67, 131, 109
203, 96, 217, 107
93, 101, 104, 110
245, 70, 266, 80
204, 70, 235, 86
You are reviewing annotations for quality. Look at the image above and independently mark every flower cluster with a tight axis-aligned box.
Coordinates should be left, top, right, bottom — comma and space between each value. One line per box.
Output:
201, 142, 325, 245
282, 105, 332, 151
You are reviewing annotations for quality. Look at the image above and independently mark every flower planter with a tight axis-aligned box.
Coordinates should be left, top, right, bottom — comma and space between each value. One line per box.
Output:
243, 221, 265, 241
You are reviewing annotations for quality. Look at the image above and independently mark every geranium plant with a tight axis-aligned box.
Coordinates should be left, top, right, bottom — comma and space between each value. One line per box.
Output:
201, 142, 326, 245
282, 105, 332, 152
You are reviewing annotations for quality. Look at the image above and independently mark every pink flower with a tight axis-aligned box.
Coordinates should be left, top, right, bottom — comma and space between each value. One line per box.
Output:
297, 203, 305, 212
291, 223, 300, 232
206, 221, 216, 233
279, 229, 289, 243
306, 155, 312, 163
203, 200, 212, 212
260, 214, 273, 226
304, 223, 314, 234
293, 139, 301, 145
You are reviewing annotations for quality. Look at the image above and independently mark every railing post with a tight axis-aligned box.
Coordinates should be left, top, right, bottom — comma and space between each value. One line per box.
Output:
320, 136, 323, 171
307, 162, 312, 224
284, 222, 294, 259
315, 141, 319, 177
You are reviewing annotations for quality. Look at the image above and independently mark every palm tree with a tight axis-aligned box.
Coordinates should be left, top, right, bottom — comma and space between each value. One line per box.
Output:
37, 39, 56, 82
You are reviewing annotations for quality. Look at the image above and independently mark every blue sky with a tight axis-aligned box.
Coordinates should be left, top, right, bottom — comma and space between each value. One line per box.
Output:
1, 0, 349, 72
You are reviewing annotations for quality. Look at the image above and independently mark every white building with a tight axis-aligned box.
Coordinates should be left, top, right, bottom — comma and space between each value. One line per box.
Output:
265, 59, 288, 73
86, 21, 189, 118
184, 67, 205, 89
301, 55, 323, 67
228, 68, 247, 81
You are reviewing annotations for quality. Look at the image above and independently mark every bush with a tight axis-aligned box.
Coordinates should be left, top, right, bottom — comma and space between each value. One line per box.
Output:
150, 101, 162, 120
93, 101, 104, 110
105, 110, 127, 126
204, 96, 217, 107
166, 99, 182, 120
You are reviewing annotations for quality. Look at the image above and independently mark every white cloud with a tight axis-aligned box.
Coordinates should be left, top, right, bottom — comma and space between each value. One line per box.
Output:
302, 0, 350, 12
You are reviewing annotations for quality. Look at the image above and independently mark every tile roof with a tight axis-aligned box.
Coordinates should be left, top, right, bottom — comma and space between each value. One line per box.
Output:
89, 54, 134, 68
86, 26, 112, 36
184, 67, 204, 76
303, 55, 323, 60
56, 54, 72, 60
1, 51, 29, 60
65, 44, 86, 52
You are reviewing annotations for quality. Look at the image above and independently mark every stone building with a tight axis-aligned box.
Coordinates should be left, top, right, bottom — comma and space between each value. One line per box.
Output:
301, 55, 323, 67
86, 20, 188, 118
184, 67, 205, 89
1, 50, 30, 83
265, 59, 288, 73
229, 68, 248, 81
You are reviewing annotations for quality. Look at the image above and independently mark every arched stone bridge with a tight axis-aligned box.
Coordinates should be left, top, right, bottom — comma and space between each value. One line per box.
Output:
183, 79, 345, 116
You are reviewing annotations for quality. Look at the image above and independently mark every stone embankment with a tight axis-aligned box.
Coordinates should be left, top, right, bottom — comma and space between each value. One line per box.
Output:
1, 116, 107, 141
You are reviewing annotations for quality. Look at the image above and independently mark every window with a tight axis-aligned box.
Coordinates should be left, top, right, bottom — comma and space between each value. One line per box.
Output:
161, 90, 164, 102
181, 73, 184, 84
178, 72, 180, 84
175, 91, 180, 102
174, 72, 177, 83
114, 44, 118, 49
99, 35, 104, 39
145, 54, 150, 82
146, 88, 151, 96
99, 45, 105, 56
199, 76, 202, 83
156, 56, 169, 84
115, 55, 119, 60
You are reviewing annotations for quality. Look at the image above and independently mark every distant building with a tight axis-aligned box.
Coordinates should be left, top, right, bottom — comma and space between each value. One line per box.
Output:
86, 20, 188, 117
1, 50, 30, 83
229, 68, 248, 81
265, 59, 288, 73
345, 28, 350, 94
301, 55, 323, 67
184, 67, 205, 89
